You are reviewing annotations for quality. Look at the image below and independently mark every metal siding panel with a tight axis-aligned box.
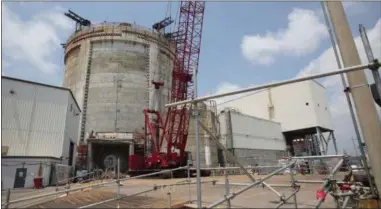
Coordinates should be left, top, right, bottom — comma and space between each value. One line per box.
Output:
2, 79, 35, 155
309, 81, 334, 130
27, 86, 67, 157
217, 81, 334, 132
229, 112, 286, 150
1, 78, 69, 158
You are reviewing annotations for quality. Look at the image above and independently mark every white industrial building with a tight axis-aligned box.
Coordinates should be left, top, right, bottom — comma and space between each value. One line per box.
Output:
1, 76, 81, 189
218, 80, 337, 156
218, 108, 286, 166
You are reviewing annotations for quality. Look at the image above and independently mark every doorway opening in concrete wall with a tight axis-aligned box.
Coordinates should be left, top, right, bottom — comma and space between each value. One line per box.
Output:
69, 141, 74, 166
90, 142, 130, 173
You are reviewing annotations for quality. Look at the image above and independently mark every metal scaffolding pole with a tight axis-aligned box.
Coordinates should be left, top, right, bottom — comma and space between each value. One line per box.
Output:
326, 1, 381, 199
321, 1, 360, 156
206, 161, 296, 208
165, 63, 376, 107
197, 120, 284, 200
194, 65, 202, 208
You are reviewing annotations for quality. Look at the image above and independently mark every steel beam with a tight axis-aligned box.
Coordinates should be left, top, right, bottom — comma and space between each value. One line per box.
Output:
165, 63, 374, 107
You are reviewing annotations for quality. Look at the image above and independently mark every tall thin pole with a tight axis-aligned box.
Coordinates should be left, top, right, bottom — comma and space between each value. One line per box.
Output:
325, 1, 381, 198
194, 68, 202, 207
351, 137, 359, 157
320, 1, 361, 156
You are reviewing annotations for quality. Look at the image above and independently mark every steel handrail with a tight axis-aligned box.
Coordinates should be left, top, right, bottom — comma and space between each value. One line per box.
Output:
6, 166, 188, 206
206, 160, 297, 208
165, 63, 375, 107
78, 179, 218, 208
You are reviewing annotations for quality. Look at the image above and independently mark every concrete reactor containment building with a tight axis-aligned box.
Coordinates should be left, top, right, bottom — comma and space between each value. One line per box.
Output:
62, 22, 176, 171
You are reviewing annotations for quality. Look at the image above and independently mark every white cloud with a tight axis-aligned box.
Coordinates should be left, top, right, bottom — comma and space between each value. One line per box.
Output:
296, 18, 381, 154
214, 18, 380, 155
241, 8, 328, 65
207, 82, 242, 110
2, 4, 73, 74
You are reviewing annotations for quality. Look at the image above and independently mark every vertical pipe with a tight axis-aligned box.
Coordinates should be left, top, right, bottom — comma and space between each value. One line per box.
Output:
359, 24, 381, 84
194, 106, 202, 208
168, 192, 172, 208
5, 188, 11, 209
320, 0, 361, 157
224, 171, 231, 208
325, 1, 381, 197
331, 132, 338, 155
117, 158, 120, 199
194, 58, 202, 207
188, 165, 191, 203
288, 151, 298, 209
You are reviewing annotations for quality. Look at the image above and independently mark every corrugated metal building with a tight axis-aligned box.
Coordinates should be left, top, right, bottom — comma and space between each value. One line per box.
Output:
218, 80, 337, 155
218, 108, 286, 166
1, 76, 81, 189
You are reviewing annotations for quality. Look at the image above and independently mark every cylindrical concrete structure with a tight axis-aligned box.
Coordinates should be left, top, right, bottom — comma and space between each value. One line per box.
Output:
187, 102, 220, 169
63, 23, 176, 141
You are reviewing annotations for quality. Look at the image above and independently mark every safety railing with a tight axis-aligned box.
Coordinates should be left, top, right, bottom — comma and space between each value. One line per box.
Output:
1, 164, 190, 209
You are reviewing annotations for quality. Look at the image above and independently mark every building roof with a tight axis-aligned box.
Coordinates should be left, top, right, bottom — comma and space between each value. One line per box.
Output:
2, 76, 81, 112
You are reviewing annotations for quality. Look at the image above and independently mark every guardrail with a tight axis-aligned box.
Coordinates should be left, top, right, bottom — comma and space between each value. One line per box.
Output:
2, 165, 188, 209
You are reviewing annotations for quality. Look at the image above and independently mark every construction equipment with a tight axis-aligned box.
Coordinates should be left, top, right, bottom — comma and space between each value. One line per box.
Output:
128, 1, 206, 175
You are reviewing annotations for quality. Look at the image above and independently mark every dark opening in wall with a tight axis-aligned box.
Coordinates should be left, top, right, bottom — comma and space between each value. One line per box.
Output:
306, 102, 309, 106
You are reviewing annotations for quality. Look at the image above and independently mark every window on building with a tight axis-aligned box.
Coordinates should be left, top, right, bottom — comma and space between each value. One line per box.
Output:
306, 102, 309, 106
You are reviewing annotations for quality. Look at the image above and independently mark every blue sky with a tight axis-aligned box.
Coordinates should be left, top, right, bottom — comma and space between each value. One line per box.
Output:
2, 1, 381, 155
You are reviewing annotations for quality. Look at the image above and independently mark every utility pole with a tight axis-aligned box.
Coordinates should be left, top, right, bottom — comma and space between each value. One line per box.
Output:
326, 1, 381, 199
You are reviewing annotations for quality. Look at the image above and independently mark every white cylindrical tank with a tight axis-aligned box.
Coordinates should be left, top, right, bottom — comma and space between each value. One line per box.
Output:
63, 23, 176, 141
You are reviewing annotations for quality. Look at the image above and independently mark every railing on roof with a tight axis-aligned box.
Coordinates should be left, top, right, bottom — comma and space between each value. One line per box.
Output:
66, 22, 166, 43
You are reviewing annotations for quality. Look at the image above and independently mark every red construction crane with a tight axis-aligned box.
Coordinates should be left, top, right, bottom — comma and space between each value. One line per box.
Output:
129, 1, 206, 174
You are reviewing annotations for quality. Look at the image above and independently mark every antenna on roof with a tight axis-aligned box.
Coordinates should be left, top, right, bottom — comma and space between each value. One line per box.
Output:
64, 10, 91, 32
